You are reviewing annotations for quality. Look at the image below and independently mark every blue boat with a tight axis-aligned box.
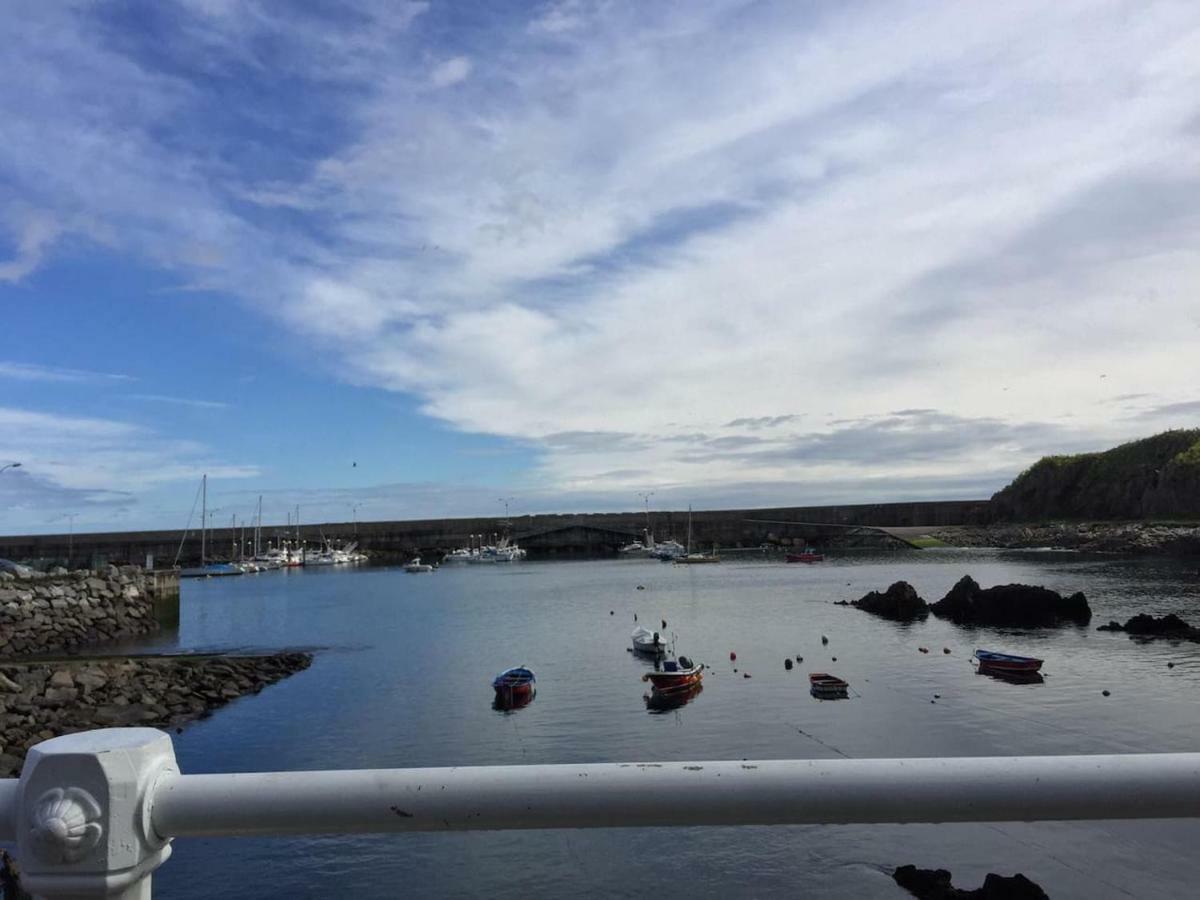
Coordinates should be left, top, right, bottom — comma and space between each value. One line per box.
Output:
974, 649, 1043, 673
492, 666, 536, 708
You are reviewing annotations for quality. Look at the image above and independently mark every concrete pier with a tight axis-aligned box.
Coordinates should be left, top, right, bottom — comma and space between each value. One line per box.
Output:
0, 499, 988, 563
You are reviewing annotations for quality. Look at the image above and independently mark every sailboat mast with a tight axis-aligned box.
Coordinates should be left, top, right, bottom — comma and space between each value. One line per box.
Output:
686, 505, 693, 555
200, 474, 207, 567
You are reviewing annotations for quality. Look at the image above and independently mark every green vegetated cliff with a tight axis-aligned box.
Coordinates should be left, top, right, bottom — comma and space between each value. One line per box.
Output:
988, 429, 1200, 521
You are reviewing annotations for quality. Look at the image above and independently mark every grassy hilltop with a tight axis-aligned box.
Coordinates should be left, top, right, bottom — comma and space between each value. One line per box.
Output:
988, 429, 1200, 522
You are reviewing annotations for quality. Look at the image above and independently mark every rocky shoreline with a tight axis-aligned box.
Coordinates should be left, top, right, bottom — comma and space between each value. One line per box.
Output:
0, 651, 311, 778
929, 521, 1200, 556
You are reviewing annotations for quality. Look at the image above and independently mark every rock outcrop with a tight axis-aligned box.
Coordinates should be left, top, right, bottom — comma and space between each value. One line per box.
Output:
893, 865, 1049, 899
0, 652, 312, 777
931, 575, 1091, 626
845, 581, 929, 620
0, 566, 161, 656
1098, 613, 1200, 641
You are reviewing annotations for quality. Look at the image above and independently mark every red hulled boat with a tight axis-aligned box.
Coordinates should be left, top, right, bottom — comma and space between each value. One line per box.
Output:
786, 549, 824, 563
642, 657, 704, 693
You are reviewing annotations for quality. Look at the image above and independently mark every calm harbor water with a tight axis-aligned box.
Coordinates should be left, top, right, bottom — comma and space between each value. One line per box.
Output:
138, 550, 1200, 898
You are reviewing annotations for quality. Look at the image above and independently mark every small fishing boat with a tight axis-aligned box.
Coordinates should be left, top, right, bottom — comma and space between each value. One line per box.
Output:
642, 657, 704, 692
786, 549, 824, 563
631, 625, 668, 656
404, 557, 434, 573
492, 666, 536, 708
974, 649, 1043, 674
809, 672, 849, 698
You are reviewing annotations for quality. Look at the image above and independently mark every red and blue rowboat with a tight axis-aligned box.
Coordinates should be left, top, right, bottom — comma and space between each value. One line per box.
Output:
974, 649, 1043, 673
493, 666, 536, 706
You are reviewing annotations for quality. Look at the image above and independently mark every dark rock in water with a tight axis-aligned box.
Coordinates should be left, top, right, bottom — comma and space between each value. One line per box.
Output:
931, 575, 1091, 626
1098, 613, 1200, 641
850, 581, 928, 620
893, 864, 1049, 899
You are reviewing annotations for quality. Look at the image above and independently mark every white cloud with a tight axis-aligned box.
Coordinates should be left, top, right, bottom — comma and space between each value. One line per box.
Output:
0, 361, 132, 384
3, 0, 1200, 514
430, 55, 472, 88
0, 209, 61, 283
0, 406, 258, 523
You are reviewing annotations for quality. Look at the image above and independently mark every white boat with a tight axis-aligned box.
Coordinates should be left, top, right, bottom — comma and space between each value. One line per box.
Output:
404, 557, 434, 573
650, 539, 686, 560
176, 475, 245, 578
631, 626, 668, 656
469, 538, 526, 563
673, 506, 720, 565
442, 547, 477, 563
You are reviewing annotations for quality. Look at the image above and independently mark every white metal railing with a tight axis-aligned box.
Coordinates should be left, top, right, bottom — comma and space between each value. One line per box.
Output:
1, 728, 1198, 898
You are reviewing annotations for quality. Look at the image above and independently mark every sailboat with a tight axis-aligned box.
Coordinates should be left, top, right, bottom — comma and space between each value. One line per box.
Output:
673, 506, 721, 565
179, 475, 242, 577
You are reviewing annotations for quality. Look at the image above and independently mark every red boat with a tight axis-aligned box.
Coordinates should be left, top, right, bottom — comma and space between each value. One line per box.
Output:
786, 550, 824, 563
642, 657, 704, 693
493, 666, 536, 709
973, 650, 1042, 673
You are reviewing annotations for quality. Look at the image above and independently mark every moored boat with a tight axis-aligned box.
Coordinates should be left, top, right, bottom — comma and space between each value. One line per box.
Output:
809, 672, 849, 698
786, 549, 824, 563
404, 557, 434, 573
492, 666, 536, 708
642, 657, 704, 692
974, 649, 1043, 674
631, 625, 667, 656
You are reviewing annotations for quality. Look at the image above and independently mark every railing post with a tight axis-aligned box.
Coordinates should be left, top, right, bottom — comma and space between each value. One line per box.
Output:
15, 729, 178, 899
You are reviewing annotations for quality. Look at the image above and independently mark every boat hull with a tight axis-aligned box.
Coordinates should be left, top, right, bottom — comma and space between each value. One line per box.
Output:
643, 666, 704, 691
974, 650, 1043, 673
809, 672, 849, 698
786, 552, 824, 563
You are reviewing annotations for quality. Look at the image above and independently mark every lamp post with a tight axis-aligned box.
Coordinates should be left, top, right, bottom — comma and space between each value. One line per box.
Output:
637, 490, 654, 535
0, 462, 21, 475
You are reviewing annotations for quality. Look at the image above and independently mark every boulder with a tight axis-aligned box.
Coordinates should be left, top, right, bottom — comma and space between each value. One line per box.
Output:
849, 581, 929, 620
893, 864, 1050, 899
1098, 613, 1200, 641
931, 575, 1091, 626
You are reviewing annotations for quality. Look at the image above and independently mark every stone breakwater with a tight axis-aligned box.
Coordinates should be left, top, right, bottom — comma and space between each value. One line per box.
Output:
0, 652, 312, 777
0, 566, 160, 656
930, 522, 1200, 556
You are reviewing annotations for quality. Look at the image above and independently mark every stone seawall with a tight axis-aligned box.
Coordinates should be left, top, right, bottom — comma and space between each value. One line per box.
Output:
0, 652, 313, 777
0, 566, 161, 656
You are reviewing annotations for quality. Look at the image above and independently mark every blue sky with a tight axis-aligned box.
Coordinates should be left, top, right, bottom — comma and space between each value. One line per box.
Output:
2, 0, 1199, 534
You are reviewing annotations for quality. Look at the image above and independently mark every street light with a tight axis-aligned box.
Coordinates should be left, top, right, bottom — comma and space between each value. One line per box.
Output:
0, 462, 21, 474
637, 490, 655, 536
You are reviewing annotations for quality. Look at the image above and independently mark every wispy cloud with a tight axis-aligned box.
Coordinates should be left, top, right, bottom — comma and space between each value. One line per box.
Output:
129, 393, 229, 410
0, 208, 60, 283
0, 406, 258, 527
430, 55, 471, 88
1, 0, 1198, 517
0, 361, 132, 384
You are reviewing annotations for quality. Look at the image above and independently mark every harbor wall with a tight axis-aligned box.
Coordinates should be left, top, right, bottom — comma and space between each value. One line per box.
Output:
0, 566, 177, 657
0, 499, 988, 562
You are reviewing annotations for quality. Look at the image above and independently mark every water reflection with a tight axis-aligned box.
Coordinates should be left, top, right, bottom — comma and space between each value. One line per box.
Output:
644, 682, 703, 712
977, 669, 1045, 686
492, 687, 537, 711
